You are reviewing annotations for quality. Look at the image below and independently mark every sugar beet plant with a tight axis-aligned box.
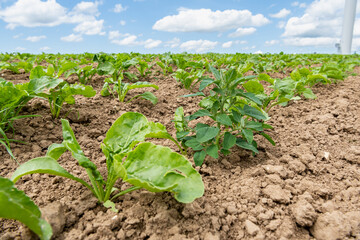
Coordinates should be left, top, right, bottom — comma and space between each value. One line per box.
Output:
11, 112, 204, 211
174, 66, 275, 166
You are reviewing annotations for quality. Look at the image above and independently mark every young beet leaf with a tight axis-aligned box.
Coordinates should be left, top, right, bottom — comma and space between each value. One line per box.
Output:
0, 176, 52, 240
37, 81, 96, 118
11, 112, 204, 211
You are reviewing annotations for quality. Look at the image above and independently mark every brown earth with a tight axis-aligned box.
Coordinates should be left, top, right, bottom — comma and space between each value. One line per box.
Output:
1, 66, 360, 240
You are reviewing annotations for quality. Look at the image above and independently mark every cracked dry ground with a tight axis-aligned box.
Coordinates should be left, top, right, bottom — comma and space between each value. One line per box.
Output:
0, 67, 360, 240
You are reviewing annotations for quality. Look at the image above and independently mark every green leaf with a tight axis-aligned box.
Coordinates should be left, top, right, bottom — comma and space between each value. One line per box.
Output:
103, 200, 118, 213
102, 112, 148, 156
242, 129, 254, 143
194, 150, 206, 166
242, 105, 267, 120
302, 88, 317, 99
101, 82, 111, 96
27, 76, 63, 94
60, 119, 103, 183
174, 107, 186, 133
199, 78, 214, 91
127, 82, 159, 90
206, 144, 219, 159
46, 143, 67, 160
209, 66, 221, 80
185, 138, 204, 151
129, 91, 158, 105
11, 157, 92, 191
196, 126, 219, 143
243, 80, 264, 94
123, 142, 204, 203
181, 92, 205, 98
0, 176, 52, 240
235, 138, 259, 153
216, 114, 232, 126
261, 132, 276, 146
223, 132, 236, 150
97, 62, 115, 76
190, 109, 212, 120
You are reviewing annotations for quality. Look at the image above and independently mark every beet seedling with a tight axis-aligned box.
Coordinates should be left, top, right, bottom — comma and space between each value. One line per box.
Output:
11, 112, 204, 211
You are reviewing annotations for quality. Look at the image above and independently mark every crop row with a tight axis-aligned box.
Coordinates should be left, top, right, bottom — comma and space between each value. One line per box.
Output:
0, 52, 359, 239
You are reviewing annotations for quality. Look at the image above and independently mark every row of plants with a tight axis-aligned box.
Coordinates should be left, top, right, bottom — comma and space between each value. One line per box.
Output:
0, 52, 359, 240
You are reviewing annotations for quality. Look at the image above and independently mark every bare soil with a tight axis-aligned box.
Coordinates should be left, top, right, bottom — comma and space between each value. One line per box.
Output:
1, 67, 360, 240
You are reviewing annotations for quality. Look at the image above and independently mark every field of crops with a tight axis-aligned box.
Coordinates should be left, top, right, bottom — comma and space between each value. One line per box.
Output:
1, 52, 360, 240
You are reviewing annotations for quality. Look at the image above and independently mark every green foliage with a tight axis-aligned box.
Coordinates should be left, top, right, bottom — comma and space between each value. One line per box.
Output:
173, 69, 205, 90
0, 176, 52, 240
175, 66, 274, 166
11, 112, 204, 211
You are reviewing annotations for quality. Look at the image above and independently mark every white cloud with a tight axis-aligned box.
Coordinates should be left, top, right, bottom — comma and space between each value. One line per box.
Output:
109, 31, 162, 48
0, 0, 67, 29
277, 21, 286, 29
72, 1, 100, 16
222, 41, 233, 48
144, 39, 162, 49
40, 46, 50, 51
165, 37, 181, 48
292, 2, 306, 8
13, 33, 22, 39
283, 37, 337, 46
254, 50, 263, 54
108, 30, 121, 40
111, 34, 138, 46
114, 3, 127, 13
0, 0, 105, 36
282, 0, 358, 48
265, 40, 279, 46
61, 33, 83, 42
180, 39, 218, 53
120, 20, 126, 26
228, 27, 256, 38
269, 8, 291, 18
74, 19, 105, 35
26, 35, 46, 42
153, 8, 269, 32
15, 46, 25, 51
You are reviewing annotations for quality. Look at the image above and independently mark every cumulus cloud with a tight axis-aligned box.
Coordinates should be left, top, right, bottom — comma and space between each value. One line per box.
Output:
292, 2, 307, 8
153, 8, 269, 32
0, 0, 67, 29
144, 39, 162, 49
114, 4, 127, 13
0, 0, 105, 36
265, 40, 279, 46
109, 31, 162, 48
15, 46, 25, 51
180, 39, 218, 53
61, 33, 83, 42
40, 46, 50, 51
228, 27, 256, 38
222, 41, 233, 48
26, 35, 46, 42
283, 37, 337, 46
74, 20, 105, 35
269, 8, 291, 18
282, 0, 359, 47
164, 38, 181, 48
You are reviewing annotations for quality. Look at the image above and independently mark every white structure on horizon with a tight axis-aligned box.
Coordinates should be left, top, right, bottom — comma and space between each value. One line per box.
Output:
340, 0, 357, 54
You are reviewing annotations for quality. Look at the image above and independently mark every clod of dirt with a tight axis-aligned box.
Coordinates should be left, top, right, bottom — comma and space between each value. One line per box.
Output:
41, 202, 66, 237
244, 219, 260, 236
262, 184, 292, 204
291, 199, 317, 227
310, 211, 354, 240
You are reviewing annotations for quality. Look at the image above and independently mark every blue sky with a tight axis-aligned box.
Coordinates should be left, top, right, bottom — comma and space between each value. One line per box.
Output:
0, 0, 359, 54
